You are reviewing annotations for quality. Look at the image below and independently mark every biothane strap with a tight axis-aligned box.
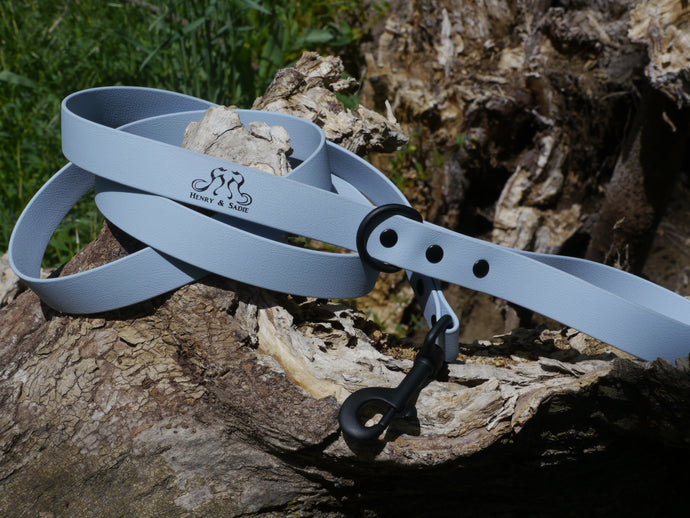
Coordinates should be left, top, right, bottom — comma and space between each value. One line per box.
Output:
9, 86, 690, 363
8, 87, 460, 360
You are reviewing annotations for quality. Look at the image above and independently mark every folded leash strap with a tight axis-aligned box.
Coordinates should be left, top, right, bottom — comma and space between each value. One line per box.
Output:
9, 86, 690, 368
9, 86, 459, 360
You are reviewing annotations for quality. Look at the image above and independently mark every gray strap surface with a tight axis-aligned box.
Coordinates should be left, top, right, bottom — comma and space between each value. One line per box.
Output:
9, 87, 459, 359
9, 86, 690, 362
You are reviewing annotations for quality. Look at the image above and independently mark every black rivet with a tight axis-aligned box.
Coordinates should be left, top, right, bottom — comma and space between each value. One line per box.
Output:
473, 259, 490, 278
379, 229, 398, 248
426, 245, 444, 263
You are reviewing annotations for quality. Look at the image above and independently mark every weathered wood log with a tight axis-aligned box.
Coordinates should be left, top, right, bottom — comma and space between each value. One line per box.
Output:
2, 261, 690, 516
1, 20, 690, 518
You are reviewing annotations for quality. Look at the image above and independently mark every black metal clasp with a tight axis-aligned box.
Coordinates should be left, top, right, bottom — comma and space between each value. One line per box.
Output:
338, 314, 453, 442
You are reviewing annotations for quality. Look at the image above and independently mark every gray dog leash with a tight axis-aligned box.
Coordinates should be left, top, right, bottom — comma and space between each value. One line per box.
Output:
9, 87, 690, 441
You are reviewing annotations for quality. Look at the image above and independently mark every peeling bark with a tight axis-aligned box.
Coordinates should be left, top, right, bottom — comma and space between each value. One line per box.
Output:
253, 51, 408, 156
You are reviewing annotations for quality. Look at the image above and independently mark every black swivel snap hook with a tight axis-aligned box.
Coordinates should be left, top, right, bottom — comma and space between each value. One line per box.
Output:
338, 314, 454, 442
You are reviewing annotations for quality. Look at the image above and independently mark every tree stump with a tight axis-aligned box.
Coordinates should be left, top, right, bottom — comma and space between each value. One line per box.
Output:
1, 14, 690, 518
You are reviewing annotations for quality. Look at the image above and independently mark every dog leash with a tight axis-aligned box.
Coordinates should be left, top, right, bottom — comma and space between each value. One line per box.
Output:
8, 87, 690, 441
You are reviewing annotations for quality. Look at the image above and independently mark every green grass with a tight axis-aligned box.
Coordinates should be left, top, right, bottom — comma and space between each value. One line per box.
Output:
0, 0, 363, 266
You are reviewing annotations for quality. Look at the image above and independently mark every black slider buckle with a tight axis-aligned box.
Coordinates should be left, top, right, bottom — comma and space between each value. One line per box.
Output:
338, 314, 454, 442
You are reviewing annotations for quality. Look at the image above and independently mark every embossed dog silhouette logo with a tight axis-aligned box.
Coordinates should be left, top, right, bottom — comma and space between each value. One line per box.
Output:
192, 167, 253, 206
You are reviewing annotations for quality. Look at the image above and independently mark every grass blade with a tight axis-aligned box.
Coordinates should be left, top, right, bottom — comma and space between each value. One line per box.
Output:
0, 70, 38, 89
